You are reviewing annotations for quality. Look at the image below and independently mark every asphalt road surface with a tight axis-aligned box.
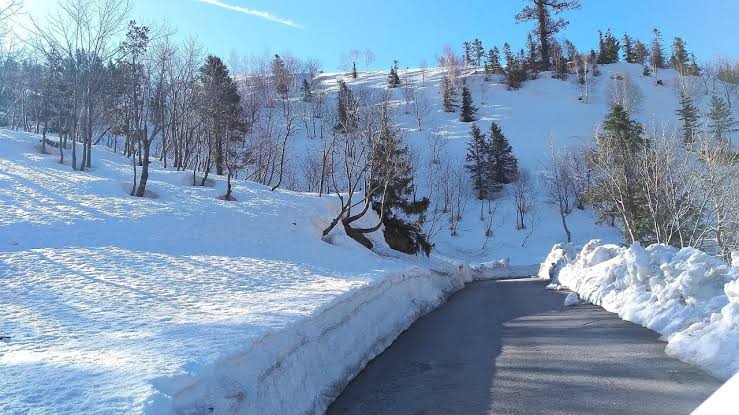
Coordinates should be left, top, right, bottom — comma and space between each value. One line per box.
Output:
327, 278, 722, 415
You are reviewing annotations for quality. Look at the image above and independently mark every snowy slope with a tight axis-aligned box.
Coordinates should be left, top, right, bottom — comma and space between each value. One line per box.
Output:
299, 63, 691, 263
0, 130, 469, 414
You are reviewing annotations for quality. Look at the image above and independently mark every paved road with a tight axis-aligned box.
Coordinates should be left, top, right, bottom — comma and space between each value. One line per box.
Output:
328, 278, 722, 415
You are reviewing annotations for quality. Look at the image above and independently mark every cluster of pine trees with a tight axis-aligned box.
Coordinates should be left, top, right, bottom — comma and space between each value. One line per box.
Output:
465, 122, 519, 200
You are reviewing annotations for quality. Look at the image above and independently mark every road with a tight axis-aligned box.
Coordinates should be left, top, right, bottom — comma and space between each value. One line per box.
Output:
327, 278, 721, 415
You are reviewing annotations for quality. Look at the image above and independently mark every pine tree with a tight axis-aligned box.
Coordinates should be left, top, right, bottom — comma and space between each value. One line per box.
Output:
335, 80, 357, 132
708, 95, 738, 144
551, 41, 568, 80
441, 75, 457, 112
301, 78, 313, 102
387, 60, 401, 88
597, 29, 620, 64
352, 61, 358, 79
515, 0, 582, 70
634, 39, 649, 65
650, 28, 666, 73
689, 53, 701, 77
459, 82, 478, 122
271, 54, 289, 97
488, 121, 518, 192
676, 92, 700, 144
525, 32, 539, 72
473, 38, 485, 66
369, 104, 431, 255
463, 41, 473, 66
564, 39, 578, 63
671, 37, 690, 76
485, 47, 501, 75
465, 123, 489, 199
623, 34, 635, 63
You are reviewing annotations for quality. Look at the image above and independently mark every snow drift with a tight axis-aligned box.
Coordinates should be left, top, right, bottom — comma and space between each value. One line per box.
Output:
545, 240, 739, 380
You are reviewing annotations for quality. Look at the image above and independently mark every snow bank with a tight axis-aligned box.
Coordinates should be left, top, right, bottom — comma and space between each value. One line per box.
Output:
546, 240, 739, 380
0, 130, 470, 414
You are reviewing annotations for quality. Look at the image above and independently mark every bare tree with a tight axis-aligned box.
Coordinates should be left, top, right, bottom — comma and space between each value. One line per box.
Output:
512, 168, 535, 230
609, 71, 642, 114
542, 145, 575, 242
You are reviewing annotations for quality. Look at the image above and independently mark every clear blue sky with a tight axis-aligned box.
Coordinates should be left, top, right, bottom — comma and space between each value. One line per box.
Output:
21, 0, 739, 70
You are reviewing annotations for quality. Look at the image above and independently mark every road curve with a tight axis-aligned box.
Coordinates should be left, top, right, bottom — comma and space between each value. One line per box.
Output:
327, 278, 721, 415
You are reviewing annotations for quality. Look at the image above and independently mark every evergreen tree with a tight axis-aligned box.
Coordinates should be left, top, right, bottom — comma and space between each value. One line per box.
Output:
473, 38, 485, 66
564, 39, 579, 63
459, 82, 478, 122
441, 75, 457, 112
301, 78, 313, 102
369, 104, 431, 255
387, 60, 401, 88
623, 34, 635, 63
352, 61, 358, 79
597, 29, 620, 64
676, 92, 700, 144
488, 121, 518, 192
593, 104, 650, 242
650, 28, 666, 72
503, 43, 528, 89
485, 47, 501, 75
335, 80, 357, 132
525, 32, 539, 72
465, 123, 490, 199
199, 55, 243, 177
271, 54, 289, 97
689, 53, 701, 77
671, 37, 690, 76
708, 95, 738, 144
463, 41, 473, 66
634, 39, 649, 65
515, 0, 582, 70
551, 41, 568, 80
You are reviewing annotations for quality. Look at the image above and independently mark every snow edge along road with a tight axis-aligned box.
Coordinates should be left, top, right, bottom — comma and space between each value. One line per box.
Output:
146, 262, 473, 414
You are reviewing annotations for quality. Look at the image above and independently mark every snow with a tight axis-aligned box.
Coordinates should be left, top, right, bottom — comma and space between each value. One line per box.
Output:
547, 240, 739, 380
693, 373, 739, 415
0, 130, 469, 414
1, 61, 724, 413
563, 292, 578, 306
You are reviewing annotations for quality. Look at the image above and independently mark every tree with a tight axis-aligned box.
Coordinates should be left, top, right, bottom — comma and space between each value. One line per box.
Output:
503, 42, 527, 90
441, 74, 457, 112
459, 82, 477, 122
589, 104, 650, 242
515, 0, 582, 71
542, 145, 575, 242
650, 28, 666, 73
488, 121, 518, 192
387, 60, 401, 88
671, 37, 690, 76
623, 34, 635, 63
335, 79, 357, 132
513, 168, 534, 229
352, 61, 358, 79
676, 92, 700, 144
708, 95, 738, 145
485, 47, 501, 75
472, 38, 485, 67
465, 124, 489, 199
634, 39, 649, 65
597, 29, 620, 64
301, 78, 313, 102
525, 32, 539, 73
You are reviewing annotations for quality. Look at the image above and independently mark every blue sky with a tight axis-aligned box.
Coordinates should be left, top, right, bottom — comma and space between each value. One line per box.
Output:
21, 0, 739, 70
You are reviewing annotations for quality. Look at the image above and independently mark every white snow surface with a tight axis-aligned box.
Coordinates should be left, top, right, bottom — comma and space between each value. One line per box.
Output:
549, 240, 739, 380
0, 130, 470, 414
563, 292, 578, 306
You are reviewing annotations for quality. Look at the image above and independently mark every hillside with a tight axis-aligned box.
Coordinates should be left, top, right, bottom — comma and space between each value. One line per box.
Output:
0, 62, 730, 414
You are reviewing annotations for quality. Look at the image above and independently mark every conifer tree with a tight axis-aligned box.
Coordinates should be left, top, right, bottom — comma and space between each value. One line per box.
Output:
525, 32, 539, 72
708, 95, 738, 144
369, 104, 431, 255
441, 75, 457, 112
352, 61, 358, 79
335, 80, 357, 132
671, 37, 690, 76
634, 39, 648, 65
676, 92, 700, 144
502, 43, 528, 89
463, 41, 473, 66
597, 29, 620, 64
465, 123, 489, 199
301, 78, 313, 102
623, 34, 635, 63
515, 0, 582, 70
271, 54, 289, 97
650, 28, 666, 73
459, 82, 478, 122
473, 38, 485, 66
387, 60, 401, 88
485, 47, 501, 75
488, 121, 518, 192
564, 39, 578, 63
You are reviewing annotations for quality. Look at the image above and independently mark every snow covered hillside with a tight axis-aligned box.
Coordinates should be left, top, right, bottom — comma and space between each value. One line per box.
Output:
544, 241, 739, 380
0, 130, 470, 414
301, 62, 693, 262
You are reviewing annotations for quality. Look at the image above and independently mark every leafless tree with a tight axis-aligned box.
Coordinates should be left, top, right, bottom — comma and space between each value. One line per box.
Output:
512, 168, 535, 230
609, 71, 642, 114
541, 144, 575, 242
